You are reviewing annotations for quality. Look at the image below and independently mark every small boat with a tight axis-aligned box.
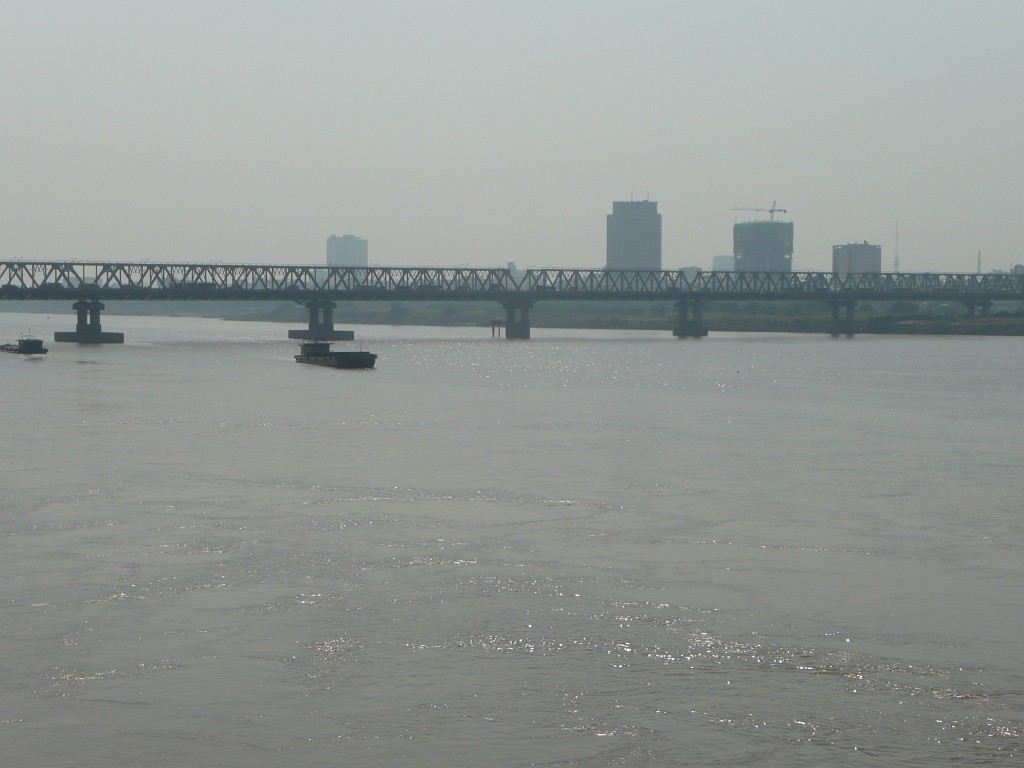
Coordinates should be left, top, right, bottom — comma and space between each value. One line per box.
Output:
294, 340, 376, 369
2, 335, 48, 355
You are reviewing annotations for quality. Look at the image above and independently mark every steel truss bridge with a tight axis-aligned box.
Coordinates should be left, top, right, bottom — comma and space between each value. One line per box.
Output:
2, 261, 1022, 340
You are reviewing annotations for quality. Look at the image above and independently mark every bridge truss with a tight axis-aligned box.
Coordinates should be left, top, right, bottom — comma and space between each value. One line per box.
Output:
2, 262, 1022, 303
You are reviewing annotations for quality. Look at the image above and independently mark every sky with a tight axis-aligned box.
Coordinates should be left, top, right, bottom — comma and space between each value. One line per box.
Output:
2, 0, 1021, 273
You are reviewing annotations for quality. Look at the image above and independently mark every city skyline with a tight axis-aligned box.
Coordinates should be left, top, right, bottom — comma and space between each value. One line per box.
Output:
2, 2, 1021, 273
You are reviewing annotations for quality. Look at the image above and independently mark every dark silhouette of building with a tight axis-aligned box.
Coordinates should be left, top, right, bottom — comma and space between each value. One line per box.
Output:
733, 220, 794, 272
833, 242, 882, 276
606, 200, 662, 270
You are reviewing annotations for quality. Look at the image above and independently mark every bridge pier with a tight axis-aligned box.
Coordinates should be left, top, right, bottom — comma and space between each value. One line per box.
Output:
964, 300, 991, 317
54, 300, 125, 343
289, 299, 354, 340
503, 301, 532, 339
672, 299, 708, 338
830, 300, 856, 338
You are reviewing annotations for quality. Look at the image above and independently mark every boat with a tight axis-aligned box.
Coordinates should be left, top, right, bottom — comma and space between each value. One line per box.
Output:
294, 340, 376, 369
2, 335, 48, 355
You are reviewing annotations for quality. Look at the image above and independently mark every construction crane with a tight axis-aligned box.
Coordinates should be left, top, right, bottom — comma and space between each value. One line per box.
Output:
731, 201, 788, 221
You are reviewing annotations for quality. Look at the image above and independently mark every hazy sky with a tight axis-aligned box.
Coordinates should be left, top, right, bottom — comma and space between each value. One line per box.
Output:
3, 1, 1021, 272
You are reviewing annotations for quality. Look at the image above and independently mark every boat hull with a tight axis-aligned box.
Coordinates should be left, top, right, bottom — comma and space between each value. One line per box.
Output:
294, 351, 377, 369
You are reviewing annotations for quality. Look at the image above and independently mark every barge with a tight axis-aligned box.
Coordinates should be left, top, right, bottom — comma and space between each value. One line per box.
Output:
294, 340, 376, 369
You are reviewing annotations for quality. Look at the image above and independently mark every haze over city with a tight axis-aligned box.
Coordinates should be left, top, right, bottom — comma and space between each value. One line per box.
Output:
3, 1, 1021, 273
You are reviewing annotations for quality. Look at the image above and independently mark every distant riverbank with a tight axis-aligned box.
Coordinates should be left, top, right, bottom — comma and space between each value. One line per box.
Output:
704, 314, 1024, 336
4, 299, 1024, 336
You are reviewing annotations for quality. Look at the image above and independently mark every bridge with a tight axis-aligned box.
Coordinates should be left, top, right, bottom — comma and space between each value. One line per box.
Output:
2, 260, 1022, 341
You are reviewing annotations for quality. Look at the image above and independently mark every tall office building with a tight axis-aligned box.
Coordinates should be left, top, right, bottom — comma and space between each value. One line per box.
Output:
606, 200, 662, 270
733, 220, 793, 272
326, 234, 368, 267
833, 242, 882, 276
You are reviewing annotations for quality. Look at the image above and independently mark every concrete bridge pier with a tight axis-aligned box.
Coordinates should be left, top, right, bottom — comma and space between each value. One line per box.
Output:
672, 299, 709, 338
289, 299, 355, 340
830, 300, 857, 338
503, 301, 532, 339
54, 300, 125, 343
964, 300, 991, 317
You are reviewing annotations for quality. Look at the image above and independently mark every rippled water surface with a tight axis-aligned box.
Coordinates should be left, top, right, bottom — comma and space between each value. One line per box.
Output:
2, 313, 1022, 766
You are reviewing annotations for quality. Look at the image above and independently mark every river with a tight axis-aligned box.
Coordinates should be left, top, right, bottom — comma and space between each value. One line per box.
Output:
1, 312, 1021, 766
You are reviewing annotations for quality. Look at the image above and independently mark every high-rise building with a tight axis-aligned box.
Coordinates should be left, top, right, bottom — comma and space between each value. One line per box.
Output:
326, 234, 368, 267
833, 242, 882, 276
712, 254, 735, 272
733, 220, 793, 272
606, 200, 662, 270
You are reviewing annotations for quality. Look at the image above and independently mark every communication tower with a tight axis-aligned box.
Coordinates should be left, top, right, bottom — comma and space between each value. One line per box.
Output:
894, 222, 900, 273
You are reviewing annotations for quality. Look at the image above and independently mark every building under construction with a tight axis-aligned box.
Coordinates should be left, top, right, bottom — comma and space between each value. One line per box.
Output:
733, 220, 794, 272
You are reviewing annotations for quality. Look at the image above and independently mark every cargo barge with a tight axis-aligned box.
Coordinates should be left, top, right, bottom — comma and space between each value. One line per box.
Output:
294, 340, 376, 369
